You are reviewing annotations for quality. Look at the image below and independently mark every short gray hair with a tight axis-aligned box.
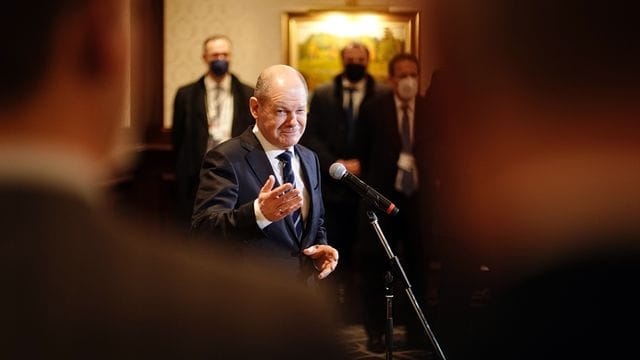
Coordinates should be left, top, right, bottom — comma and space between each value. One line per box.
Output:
254, 65, 308, 103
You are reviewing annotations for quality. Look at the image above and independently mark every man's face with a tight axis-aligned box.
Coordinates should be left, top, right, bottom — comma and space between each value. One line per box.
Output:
342, 46, 369, 67
203, 38, 231, 64
251, 76, 307, 149
390, 59, 419, 100
390, 60, 419, 89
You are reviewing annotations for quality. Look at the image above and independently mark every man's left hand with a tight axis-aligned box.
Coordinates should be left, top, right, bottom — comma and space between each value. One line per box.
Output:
303, 245, 339, 280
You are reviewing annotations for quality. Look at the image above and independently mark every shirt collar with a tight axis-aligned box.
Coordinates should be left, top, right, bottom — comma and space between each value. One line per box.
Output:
342, 77, 366, 92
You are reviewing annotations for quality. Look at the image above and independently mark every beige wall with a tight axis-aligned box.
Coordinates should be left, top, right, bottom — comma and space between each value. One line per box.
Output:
164, 0, 432, 128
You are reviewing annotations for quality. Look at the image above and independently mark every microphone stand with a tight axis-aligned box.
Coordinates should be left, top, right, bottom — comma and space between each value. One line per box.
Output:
384, 271, 394, 360
366, 210, 447, 360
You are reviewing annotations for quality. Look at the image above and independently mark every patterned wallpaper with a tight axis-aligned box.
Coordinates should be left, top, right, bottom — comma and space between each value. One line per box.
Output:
164, 0, 431, 128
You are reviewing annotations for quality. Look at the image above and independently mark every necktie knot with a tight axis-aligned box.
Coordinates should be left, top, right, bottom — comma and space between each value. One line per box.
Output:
277, 151, 296, 188
277, 150, 292, 163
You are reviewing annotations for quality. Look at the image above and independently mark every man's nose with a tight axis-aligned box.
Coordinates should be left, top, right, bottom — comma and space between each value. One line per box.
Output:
285, 111, 298, 124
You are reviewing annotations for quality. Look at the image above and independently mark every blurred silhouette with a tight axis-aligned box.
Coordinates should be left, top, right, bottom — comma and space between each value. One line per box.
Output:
172, 35, 254, 233
431, 0, 640, 359
0, 2, 346, 358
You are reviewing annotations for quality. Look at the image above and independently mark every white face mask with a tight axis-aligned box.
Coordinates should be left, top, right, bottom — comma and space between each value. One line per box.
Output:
397, 77, 418, 101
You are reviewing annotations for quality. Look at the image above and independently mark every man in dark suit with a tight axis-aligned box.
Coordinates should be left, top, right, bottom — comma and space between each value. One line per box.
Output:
172, 35, 254, 232
357, 53, 434, 352
0, 2, 347, 358
301, 42, 389, 311
192, 64, 339, 284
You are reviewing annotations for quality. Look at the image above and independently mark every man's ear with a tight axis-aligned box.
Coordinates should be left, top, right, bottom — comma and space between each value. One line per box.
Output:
249, 97, 260, 119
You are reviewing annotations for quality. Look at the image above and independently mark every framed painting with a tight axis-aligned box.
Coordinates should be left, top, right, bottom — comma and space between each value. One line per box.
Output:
282, 9, 420, 91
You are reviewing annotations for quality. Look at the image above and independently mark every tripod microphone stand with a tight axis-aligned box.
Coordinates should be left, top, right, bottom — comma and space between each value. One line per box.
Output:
367, 210, 447, 360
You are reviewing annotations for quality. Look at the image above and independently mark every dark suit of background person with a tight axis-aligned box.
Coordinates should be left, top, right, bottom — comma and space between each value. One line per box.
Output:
192, 65, 339, 285
301, 42, 388, 312
0, 2, 347, 359
432, 0, 640, 359
356, 53, 433, 352
172, 35, 254, 233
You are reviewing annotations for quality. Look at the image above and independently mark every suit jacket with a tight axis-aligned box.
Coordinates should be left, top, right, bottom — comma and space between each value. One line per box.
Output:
191, 128, 328, 281
357, 92, 436, 260
0, 184, 346, 359
358, 92, 433, 203
301, 74, 390, 205
172, 74, 254, 224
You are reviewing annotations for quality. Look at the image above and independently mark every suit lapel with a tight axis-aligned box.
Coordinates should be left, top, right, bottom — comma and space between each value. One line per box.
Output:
295, 145, 318, 248
196, 77, 208, 131
296, 145, 318, 191
240, 130, 274, 187
384, 94, 402, 152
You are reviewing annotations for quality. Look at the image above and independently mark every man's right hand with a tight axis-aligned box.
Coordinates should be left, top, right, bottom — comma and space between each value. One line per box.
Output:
258, 175, 303, 221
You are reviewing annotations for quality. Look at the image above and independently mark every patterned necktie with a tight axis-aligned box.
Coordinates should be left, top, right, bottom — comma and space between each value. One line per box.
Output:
400, 104, 416, 196
277, 151, 303, 238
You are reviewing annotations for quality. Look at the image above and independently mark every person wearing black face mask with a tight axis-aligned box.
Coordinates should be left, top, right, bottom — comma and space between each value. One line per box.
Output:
210, 58, 229, 77
301, 42, 390, 327
344, 63, 367, 83
171, 35, 255, 234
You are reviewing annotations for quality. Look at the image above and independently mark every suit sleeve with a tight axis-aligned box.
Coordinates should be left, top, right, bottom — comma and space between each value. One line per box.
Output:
191, 149, 261, 241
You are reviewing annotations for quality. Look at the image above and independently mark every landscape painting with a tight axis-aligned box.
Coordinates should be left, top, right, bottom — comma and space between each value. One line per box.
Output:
283, 10, 419, 91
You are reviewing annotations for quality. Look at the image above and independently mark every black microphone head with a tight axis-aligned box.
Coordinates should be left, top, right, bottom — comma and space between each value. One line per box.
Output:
329, 162, 347, 180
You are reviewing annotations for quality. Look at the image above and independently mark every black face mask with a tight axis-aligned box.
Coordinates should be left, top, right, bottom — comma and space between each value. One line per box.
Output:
210, 59, 229, 77
344, 63, 366, 82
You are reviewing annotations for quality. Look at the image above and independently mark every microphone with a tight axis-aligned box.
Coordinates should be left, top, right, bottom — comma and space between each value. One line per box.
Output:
329, 162, 399, 216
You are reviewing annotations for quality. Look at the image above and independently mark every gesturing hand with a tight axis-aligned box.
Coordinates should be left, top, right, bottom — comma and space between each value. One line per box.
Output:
258, 175, 303, 222
303, 245, 339, 280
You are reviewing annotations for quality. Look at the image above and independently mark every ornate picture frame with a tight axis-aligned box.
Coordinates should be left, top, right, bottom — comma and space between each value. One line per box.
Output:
282, 9, 420, 91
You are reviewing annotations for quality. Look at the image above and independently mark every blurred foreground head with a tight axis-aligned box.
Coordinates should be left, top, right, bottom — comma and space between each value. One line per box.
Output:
431, 0, 640, 263
0, 1, 129, 176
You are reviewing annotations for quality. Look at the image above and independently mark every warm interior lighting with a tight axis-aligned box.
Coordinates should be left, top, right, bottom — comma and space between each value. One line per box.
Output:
313, 13, 386, 38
